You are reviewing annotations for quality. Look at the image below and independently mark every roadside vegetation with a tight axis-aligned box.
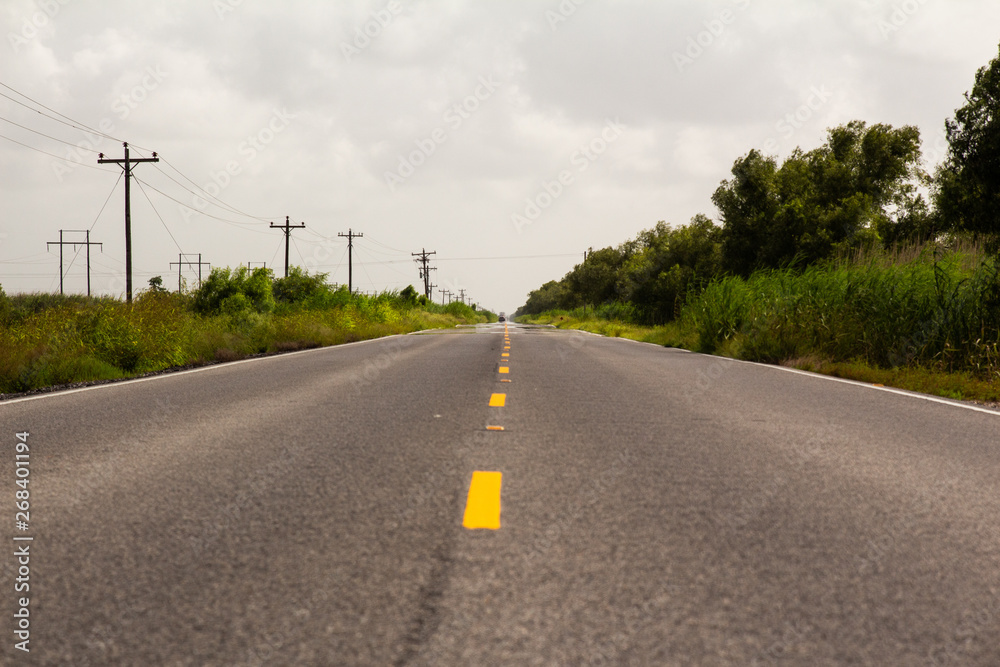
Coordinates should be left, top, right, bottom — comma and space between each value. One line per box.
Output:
517, 44, 1000, 403
0, 267, 494, 394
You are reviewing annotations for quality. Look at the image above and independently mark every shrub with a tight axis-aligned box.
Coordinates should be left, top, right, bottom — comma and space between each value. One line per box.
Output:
193, 267, 275, 315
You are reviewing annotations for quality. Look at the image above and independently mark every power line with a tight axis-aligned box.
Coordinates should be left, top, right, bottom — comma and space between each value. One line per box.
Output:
98, 143, 161, 302
132, 176, 184, 254
132, 176, 275, 233
152, 155, 274, 222
271, 215, 305, 277
0, 130, 117, 170
411, 248, 437, 299
337, 228, 363, 293
47, 230, 102, 296
169, 253, 210, 292
0, 113, 103, 152
0, 79, 148, 150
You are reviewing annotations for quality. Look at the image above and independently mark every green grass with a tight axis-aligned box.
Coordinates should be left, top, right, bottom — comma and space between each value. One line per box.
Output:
519, 245, 1000, 405
0, 289, 492, 395
517, 310, 696, 347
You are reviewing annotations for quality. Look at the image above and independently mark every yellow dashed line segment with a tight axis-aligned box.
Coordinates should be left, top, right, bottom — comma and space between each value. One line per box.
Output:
499, 366, 509, 374
489, 393, 506, 407
463, 471, 502, 529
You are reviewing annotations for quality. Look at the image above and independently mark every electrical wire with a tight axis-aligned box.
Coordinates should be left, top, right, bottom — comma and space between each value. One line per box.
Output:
132, 177, 184, 253
0, 79, 152, 150
0, 129, 117, 171
364, 234, 409, 254
151, 155, 276, 222
0, 113, 103, 152
131, 176, 274, 233
90, 172, 123, 231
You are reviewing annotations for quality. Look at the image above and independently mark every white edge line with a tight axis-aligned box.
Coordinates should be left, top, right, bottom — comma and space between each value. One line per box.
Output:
588, 332, 1000, 417
687, 350, 1000, 418
0, 334, 409, 407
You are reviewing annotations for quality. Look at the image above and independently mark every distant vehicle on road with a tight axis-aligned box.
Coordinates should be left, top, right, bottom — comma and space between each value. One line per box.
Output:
498, 312, 506, 322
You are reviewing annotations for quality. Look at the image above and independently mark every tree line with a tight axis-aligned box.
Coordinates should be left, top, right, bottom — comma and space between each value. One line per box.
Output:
517, 43, 1000, 324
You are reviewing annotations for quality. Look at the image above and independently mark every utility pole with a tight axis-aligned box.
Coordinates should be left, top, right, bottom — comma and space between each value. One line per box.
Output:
270, 216, 305, 278
458, 288, 467, 305
411, 248, 437, 299
428, 283, 436, 301
441, 289, 451, 305
47, 229, 102, 296
247, 262, 267, 270
98, 142, 159, 303
338, 228, 364, 293
169, 253, 211, 292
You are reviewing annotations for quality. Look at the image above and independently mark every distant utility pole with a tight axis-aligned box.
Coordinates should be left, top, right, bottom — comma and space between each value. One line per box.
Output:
270, 216, 305, 278
338, 228, 364, 293
247, 262, 267, 270
441, 289, 451, 305
98, 142, 159, 303
169, 253, 210, 292
428, 283, 436, 301
458, 288, 467, 305
411, 248, 437, 299
47, 229, 102, 296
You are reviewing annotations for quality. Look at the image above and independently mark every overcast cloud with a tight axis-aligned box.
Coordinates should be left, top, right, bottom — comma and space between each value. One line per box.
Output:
1, 0, 998, 312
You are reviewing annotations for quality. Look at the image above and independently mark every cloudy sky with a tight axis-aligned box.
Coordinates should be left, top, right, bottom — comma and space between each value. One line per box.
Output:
1, 0, 998, 312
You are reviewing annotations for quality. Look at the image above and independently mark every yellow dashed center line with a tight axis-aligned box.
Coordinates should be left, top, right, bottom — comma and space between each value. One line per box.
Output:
486, 425, 505, 431
489, 393, 506, 407
499, 366, 509, 374
463, 471, 502, 529
501, 353, 510, 358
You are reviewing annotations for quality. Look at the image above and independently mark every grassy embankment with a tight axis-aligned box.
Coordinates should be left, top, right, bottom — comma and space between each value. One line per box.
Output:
0, 288, 492, 395
518, 244, 1000, 403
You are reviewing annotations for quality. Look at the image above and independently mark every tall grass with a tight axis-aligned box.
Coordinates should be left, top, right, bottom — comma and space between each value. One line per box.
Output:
680, 246, 1000, 376
0, 288, 493, 394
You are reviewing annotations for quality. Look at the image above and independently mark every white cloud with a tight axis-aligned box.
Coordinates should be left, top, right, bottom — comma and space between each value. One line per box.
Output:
0, 0, 998, 310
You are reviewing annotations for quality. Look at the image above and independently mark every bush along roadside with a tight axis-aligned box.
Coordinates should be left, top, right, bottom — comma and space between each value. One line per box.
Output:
517, 247, 1000, 404
0, 268, 495, 395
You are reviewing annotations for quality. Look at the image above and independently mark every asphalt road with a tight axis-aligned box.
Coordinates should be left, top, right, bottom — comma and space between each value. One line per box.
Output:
2, 322, 1000, 665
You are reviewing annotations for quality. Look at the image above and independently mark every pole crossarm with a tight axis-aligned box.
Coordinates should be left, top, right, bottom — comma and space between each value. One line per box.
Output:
411, 248, 437, 299
338, 228, 364, 293
169, 253, 211, 292
97, 142, 159, 302
270, 215, 305, 278
47, 229, 103, 296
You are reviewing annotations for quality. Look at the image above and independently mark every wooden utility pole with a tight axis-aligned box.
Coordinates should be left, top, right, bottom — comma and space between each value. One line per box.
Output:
98, 142, 158, 302
338, 228, 364, 293
270, 216, 305, 278
47, 229, 102, 296
169, 253, 211, 292
411, 248, 437, 299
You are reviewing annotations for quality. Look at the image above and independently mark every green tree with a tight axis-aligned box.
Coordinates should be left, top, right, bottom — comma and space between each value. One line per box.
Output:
518, 280, 577, 315
715, 121, 923, 274
568, 246, 626, 306
713, 149, 780, 276
146, 275, 169, 294
272, 266, 332, 305
193, 266, 275, 314
936, 42, 1000, 249
398, 285, 419, 305
617, 216, 722, 323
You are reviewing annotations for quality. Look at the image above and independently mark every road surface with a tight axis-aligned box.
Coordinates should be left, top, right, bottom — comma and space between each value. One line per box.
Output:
2, 322, 1000, 665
